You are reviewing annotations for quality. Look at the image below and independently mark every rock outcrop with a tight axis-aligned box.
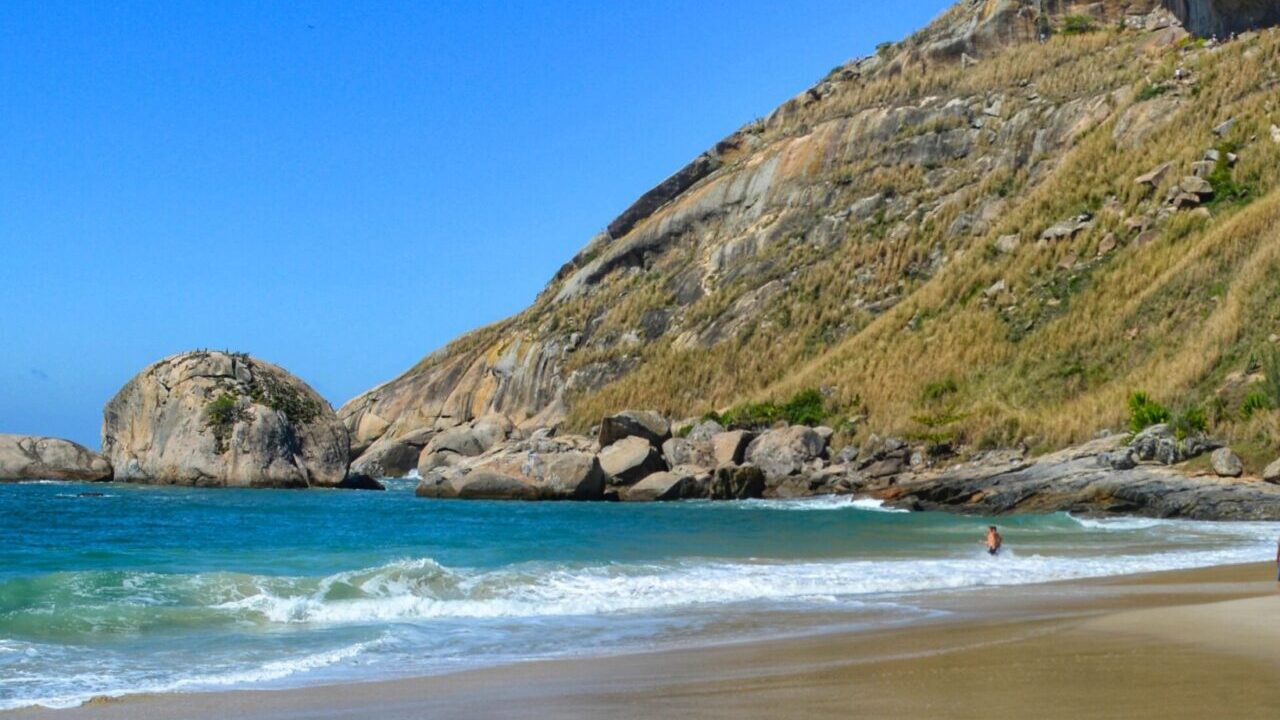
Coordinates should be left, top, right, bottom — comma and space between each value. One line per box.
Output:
1164, 0, 1280, 37
877, 437, 1280, 520
0, 434, 112, 482
101, 351, 350, 488
415, 433, 605, 500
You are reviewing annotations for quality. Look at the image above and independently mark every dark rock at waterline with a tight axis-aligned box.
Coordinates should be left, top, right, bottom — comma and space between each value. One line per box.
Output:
337, 473, 386, 491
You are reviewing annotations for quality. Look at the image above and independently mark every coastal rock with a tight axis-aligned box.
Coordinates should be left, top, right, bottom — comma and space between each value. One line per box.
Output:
597, 410, 671, 449
427, 418, 508, 457
446, 470, 540, 500
0, 434, 112, 482
711, 430, 753, 467
1210, 447, 1243, 478
878, 437, 1280, 520
709, 464, 766, 500
1130, 424, 1184, 465
1264, 458, 1280, 484
101, 351, 349, 488
336, 473, 386, 491
745, 426, 826, 481
598, 436, 666, 486
350, 428, 432, 478
687, 420, 725, 442
661, 437, 716, 470
624, 467, 709, 502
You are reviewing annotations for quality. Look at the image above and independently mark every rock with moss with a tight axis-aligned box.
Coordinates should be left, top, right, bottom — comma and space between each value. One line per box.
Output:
102, 351, 350, 488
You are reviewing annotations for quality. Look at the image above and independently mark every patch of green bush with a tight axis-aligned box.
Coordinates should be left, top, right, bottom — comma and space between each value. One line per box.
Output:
1170, 405, 1208, 441
714, 388, 832, 430
1260, 347, 1280, 408
1127, 391, 1170, 434
205, 393, 248, 451
920, 378, 959, 404
1240, 390, 1272, 420
1135, 83, 1168, 102
1060, 15, 1096, 35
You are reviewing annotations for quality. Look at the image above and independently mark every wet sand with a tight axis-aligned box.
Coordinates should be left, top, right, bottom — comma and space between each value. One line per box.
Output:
9, 562, 1280, 720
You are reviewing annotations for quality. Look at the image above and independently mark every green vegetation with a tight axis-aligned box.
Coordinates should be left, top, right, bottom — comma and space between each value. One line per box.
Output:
1060, 15, 1096, 36
712, 388, 833, 430
1208, 142, 1252, 207
1260, 348, 1280, 407
1127, 392, 1170, 434
1135, 83, 1168, 102
1240, 390, 1272, 419
248, 370, 321, 424
920, 378, 959, 404
205, 393, 248, 451
1170, 405, 1208, 441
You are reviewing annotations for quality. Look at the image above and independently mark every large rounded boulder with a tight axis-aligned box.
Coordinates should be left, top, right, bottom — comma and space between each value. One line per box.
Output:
0, 434, 112, 482
102, 351, 350, 488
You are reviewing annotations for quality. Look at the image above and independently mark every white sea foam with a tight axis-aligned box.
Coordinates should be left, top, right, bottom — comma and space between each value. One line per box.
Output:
207, 534, 1275, 626
738, 496, 908, 512
0, 638, 383, 711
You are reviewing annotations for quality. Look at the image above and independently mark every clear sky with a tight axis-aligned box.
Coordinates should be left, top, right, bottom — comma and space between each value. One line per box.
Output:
0, 0, 952, 447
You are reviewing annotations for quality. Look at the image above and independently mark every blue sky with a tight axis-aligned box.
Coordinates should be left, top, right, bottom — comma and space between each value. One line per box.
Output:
0, 0, 951, 446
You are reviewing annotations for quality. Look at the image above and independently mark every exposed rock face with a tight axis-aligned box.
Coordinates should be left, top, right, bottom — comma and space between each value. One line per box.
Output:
709, 464, 767, 500
0, 434, 112, 482
624, 467, 710, 502
1164, 0, 1280, 37
1264, 458, 1280, 484
662, 437, 716, 470
1210, 447, 1244, 477
415, 434, 605, 500
878, 438, 1280, 520
744, 426, 827, 481
598, 436, 666, 486
598, 410, 671, 449
102, 351, 350, 488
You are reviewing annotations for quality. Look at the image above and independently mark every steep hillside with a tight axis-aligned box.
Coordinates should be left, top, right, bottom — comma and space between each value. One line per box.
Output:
341, 0, 1280, 472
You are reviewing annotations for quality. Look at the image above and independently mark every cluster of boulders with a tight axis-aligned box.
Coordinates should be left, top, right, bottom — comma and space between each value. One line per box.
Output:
409, 409, 945, 502
1094, 422, 1267, 483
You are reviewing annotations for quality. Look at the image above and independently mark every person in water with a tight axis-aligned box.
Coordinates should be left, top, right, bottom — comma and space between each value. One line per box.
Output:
985, 526, 1003, 556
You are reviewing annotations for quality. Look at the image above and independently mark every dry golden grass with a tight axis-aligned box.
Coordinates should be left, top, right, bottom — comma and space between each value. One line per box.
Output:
564, 26, 1280, 455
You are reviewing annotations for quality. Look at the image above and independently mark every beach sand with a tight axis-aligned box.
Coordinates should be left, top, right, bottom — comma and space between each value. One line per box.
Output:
9, 562, 1279, 720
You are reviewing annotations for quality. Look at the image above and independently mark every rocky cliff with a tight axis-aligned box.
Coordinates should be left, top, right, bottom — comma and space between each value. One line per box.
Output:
342, 0, 1280, 475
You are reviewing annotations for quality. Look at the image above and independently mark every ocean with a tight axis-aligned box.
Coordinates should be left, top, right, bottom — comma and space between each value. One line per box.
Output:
1, 479, 1276, 710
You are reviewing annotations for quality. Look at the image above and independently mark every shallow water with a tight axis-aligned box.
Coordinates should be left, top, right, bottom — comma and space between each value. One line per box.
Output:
1, 480, 1276, 709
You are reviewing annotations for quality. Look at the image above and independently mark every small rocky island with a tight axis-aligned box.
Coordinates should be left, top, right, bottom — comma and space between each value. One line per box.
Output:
101, 351, 354, 488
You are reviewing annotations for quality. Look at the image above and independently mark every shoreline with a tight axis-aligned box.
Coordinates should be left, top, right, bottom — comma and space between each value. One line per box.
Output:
8, 561, 1279, 720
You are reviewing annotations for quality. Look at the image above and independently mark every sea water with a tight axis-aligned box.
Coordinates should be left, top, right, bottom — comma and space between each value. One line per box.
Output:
1, 480, 1276, 710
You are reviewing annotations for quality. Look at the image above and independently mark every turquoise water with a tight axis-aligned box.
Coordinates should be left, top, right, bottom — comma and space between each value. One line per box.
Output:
1, 480, 1276, 709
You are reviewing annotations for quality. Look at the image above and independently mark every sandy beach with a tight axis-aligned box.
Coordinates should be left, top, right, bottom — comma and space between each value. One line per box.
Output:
8, 561, 1278, 720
